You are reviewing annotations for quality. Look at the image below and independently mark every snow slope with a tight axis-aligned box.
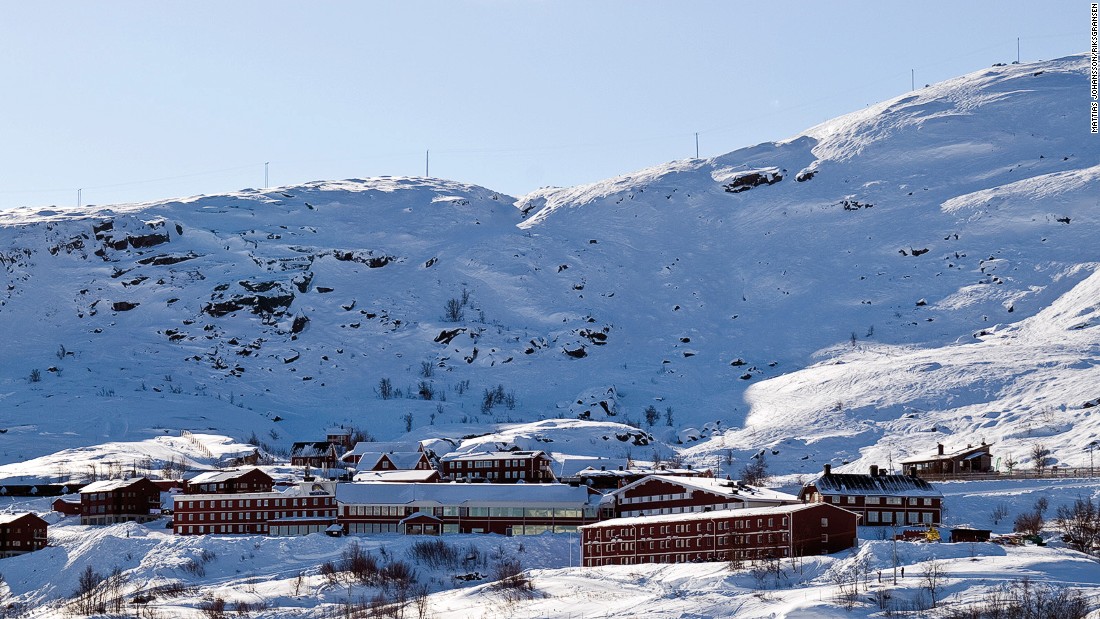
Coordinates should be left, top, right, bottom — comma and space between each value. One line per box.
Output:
0, 55, 1097, 480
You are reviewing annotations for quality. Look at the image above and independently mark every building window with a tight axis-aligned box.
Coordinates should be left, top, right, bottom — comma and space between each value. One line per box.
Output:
821, 518, 828, 527
846, 496, 856, 504
868, 511, 879, 523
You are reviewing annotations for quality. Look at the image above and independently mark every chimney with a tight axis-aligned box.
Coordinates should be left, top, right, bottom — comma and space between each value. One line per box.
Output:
869, 464, 879, 477
600, 465, 606, 471
823, 464, 832, 475
937, 444, 944, 456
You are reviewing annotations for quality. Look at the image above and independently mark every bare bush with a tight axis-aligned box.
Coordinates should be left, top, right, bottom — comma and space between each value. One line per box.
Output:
1054, 496, 1100, 553
939, 577, 1088, 619
409, 539, 459, 570
378, 377, 394, 400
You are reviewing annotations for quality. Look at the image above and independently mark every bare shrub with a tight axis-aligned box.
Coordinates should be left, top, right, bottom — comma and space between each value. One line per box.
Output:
409, 539, 459, 570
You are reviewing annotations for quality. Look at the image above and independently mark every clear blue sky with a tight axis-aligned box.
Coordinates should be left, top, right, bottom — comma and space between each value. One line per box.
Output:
0, 1, 1088, 209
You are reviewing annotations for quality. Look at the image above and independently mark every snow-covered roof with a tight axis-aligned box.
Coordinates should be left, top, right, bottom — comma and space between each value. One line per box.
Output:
551, 455, 630, 478
174, 481, 334, 502
344, 441, 423, 460
900, 443, 993, 465
80, 478, 152, 494
290, 442, 340, 458
187, 468, 268, 484
615, 475, 798, 503
807, 473, 942, 498
336, 481, 593, 507
580, 503, 856, 529
359, 451, 427, 470
0, 513, 44, 525
440, 450, 548, 462
352, 470, 439, 483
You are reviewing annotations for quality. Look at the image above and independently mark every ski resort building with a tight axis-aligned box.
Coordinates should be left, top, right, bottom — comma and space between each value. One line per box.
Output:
0, 513, 48, 558
79, 477, 162, 526
289, 441, 344, 470
184, 468, 275, 495
798, 465, 943, 526
606, 475, 800, 519
439, 450, 556, 483
335, 481, 598, 535
900, 442, 994, 477
341, 441, 427, 467
173, 481, 337, 536
580, 502, 860, 567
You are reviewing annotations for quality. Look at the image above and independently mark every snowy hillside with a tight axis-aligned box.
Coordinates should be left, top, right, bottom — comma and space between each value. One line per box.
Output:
0, 55, 1098, 478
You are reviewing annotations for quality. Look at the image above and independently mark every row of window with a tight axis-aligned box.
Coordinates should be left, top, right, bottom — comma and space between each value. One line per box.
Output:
590, 532, 790, 553
825, 495, 935, 506
176, 510, 335, 522
865, 511, 935, 524
176, 497, 331, 509
587, 547, 790, 566
592, 517, 789, 539
621, 492, 690, 504
341, 505, 589, 519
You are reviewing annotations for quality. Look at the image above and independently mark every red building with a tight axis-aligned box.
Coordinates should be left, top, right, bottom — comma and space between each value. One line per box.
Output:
173, 481, 337, 536
184, 468, 275, 495
0, 513, 48, 558
52, 496, 82, 516
336, 482, 598, 535
79, 478, 162, 526
325, 428, 354, 451
608, 475, 799, 519
580, 502, 860, 567
798, 465, 943, 526
353, 469, 441, 483
290, 442, 344, 470
569, 465, 712, 490
439, 451, 555, 483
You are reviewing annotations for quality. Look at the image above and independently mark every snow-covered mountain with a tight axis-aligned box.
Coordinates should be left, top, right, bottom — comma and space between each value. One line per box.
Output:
1, 54, 1097, 476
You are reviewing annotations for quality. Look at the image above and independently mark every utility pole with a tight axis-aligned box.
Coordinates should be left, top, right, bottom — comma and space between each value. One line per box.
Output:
425, 150, 430, 177
695, 132, 699, 159
911, 69, 915, 91
265, 162, 269, 188
1017, 37, 1020, 64
77, 188, 82, 208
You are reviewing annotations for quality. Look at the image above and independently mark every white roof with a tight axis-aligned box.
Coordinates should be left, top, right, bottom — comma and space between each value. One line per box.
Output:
358, 451, 426, 470
0, 513, 43, 525
551, 455, 630, 478
344, 441, 423, 459
440, 450, 547, 462
580, 503, 851, 530
615, 475, 799, 504
336, 481, 593, 507
80, 478, 150, 494
353, 470, 439, 483
187, 468, 266, 484
174, 482, 333, 503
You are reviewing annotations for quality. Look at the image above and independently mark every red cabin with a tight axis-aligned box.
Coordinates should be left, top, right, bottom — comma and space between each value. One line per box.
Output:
0, 513, 48, 557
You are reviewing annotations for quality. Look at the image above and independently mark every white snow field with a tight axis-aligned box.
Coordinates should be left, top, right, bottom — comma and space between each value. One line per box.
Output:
0, 53, 1098, 616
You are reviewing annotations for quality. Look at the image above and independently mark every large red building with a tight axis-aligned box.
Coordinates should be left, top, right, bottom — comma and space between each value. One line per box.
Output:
184, 468, 275, 494
173, 481, 337, 536
798, 465, 943, 526
439, 450, 555, 483
580, 502, 860, 567
0, 513, 48, 558
335, 481, 598, 535
607, 475, 799, 519
79, 478, 162, 526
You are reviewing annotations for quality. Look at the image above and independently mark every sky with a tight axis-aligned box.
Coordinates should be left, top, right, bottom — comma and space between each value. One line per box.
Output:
0, 1, 1089, 210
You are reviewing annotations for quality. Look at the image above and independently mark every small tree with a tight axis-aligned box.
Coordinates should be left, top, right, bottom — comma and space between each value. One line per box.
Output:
664, 406, 674, 427
378, 377, 394, 400
740, 452, 769, 486
402, 413, 414, 433
443, 298, 464, 322
1031, 443, 1051, 476
643, 405, 660, 427
1003, 453, 1018, 473
28, 368, 41, 383
921, 560, 945, 608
